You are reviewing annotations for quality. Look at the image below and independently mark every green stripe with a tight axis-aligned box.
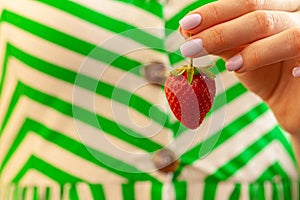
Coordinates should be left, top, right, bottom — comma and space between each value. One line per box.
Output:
0, 10, 145, 76
283, 180, 292, 200
69, 185, 80, 200
256, 162, 293, 199
33, 187, 39, 200
22, 187, 28, 200
122, 183, 135, 200
168, 49, 185, 65
1, 43, 171, 131
202, 180, 217, 200
175, 181, 187, 200
274, 129, 297, 166
13, 186, 21, 200
249, 183, 265, 200
0, 47, 164, 152
36, 0, 164, 49
212, 83, 247, 112
180, 103, 269, 165
0, 117, 159, 182
12, 155, 83, 183
257, 162, 292, 200
90, 184, 106, 200
256, 162, 291, 182
173, 103, 269, 180
0, 81, 162, 152
165, 0, 216, 33
205, 126, 278, 181
45, 187, 51, 200
229, 184, 241, 200
116, 0, 163, 18
272, 182, 280, 200
151, 183, 162, 200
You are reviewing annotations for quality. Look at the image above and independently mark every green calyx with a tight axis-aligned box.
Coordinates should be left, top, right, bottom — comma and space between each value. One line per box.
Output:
169, 62, 216, 85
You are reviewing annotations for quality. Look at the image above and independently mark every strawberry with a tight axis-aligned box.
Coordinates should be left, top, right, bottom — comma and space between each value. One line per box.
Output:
164, 64, 216, 129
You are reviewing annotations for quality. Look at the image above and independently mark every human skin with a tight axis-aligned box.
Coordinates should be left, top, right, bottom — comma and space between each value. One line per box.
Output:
179, 0, 300, 167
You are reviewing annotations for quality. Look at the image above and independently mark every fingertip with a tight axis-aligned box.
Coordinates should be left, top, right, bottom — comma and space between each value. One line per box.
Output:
292, 67, 300, 78
179, 13, 202, 31
178, 26, 189, 39
225, 54, 243, 72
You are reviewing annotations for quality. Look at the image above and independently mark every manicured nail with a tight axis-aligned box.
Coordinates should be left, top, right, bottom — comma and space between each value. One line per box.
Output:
226, 55, 243, 71
180, 38, 203, 57
292, 67, 300, 78
179, 14, 202, 30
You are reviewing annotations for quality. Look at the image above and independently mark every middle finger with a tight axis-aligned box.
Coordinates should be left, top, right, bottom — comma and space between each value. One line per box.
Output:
180, 10, 300, 58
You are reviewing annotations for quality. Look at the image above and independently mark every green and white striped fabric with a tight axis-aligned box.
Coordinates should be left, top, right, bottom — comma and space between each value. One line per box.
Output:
0, 0, 299, 199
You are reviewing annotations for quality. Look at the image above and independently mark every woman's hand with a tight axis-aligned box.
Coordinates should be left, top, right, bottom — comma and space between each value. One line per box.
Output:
179, 0, 300, 135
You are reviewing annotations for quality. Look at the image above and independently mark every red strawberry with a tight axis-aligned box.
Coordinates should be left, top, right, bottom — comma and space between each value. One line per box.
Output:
164, 65, 216, 129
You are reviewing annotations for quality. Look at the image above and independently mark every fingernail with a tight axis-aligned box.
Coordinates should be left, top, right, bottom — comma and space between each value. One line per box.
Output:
180, 38, 203, 57
226, 55, 243, 71
179, 14, 202, 30
292, 67, 300, 78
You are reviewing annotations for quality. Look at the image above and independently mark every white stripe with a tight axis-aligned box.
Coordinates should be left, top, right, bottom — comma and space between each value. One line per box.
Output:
0, 95, 168, 183
0, 24, 167, 105
17, 174, 63, 200
229, 142, 298, 182
0, 95, 168, 182
19, 169, 59, 188
1, 56, 172, 145
264, 181, 272, 200
240, 183, 249, 200
4, 0, 164, 38
76, 183, 94, 200
102, 184, 122, 200
61, 184, 71, 200
75, 120, 169, 183
174, 91, 263, 159
215, 182, 235, 200
1, 132, 126, 184
24, 187, 33, 200
164, 31, 185, 52
75, 0, 164, 38
0, 20, 167, 72
134, 182, 151, 200
186, 180, 203, 200
163, 173, 175, 200
0, 98, 81, 165
164, 0, 197, 20
48, 185, 61, 200
188, 111, 276, 178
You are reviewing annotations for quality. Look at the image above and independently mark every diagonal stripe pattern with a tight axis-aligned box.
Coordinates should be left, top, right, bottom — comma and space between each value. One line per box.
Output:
0, 0, 299, 199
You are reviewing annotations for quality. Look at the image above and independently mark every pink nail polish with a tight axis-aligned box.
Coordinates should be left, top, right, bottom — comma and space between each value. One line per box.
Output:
180, 39, 203, 57
292, 67, 300, 78
179, 14, 202, 30
226, 55, 243, 71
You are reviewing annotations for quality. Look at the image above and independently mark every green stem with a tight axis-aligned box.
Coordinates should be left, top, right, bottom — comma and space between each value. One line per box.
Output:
189, 33, 194, 70
189, 57, 193, 68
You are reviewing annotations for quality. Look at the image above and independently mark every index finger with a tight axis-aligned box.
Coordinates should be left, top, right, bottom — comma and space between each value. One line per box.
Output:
179, 0, 300, 34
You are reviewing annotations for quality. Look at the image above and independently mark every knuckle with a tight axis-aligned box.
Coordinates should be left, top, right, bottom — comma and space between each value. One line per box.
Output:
287, 28, 300, 54
207, 3, 221, 18
210, 27, 226, 48
248, 48, 261, 65
243, 0, 259, 11
252, 11, 275, 35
